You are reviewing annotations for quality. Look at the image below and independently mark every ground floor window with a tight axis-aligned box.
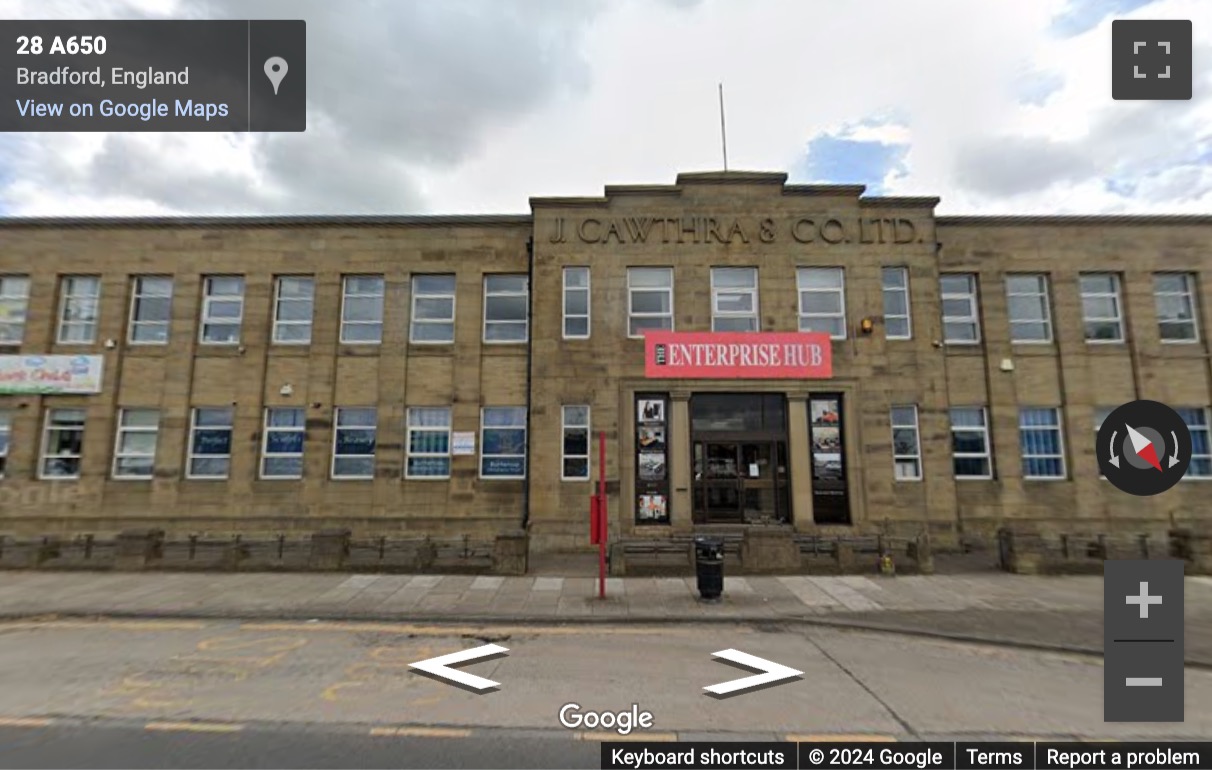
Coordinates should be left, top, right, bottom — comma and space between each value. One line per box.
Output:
1020, 407, 1065, 479
950, 407, 992, 479
1178, 407, 1212, 478
113, 408, 159, 480
188, 407, 233, 479
561, 405, 590, 480
890, 405, 922, 481
0, 410, 10, 478
481, 407, 526, 479
406, 407, 452, 479
40, 408, 86, 479
262, 407, 306, 479
332, 408, 377, 479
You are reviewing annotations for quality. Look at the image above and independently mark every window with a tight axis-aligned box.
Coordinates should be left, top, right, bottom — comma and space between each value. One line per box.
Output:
273, 276, 314, 344
128, 277, 173, 344
890, 405, 922, 481
0, 410, 10, 477
406, 407, 452, 479
1094, 406, 1114, 480
562, 405, 590, 480
410, 274, 456, 343
711, 267, 759, 332
112, 409, 159, 480
563, 267, 590, 339
0, 276, 30, 344
1020, 407, 1065, 479
332, 407, 376, 479
1177, 407, 1212, 479
796, 267, 846, 339
481, 406, 527, 479
261, 407, 305, 479
941, 274, 981, 344
950, 407, 992, 479
1080, 273, 1124, 343
483, 274, 528, 343
627, 267, 673, 337
340, 275, 384, 344
39, 408, 86, 479
1154, 273, 1200, 343
1006, 274, 1052, 343
200, 276, 244, 344
188, 407, 234, 479
882, 267, 911, 340
57, 275, 100, 344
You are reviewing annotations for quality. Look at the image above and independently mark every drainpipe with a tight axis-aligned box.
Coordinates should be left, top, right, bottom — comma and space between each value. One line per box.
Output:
521, 235, 535, 530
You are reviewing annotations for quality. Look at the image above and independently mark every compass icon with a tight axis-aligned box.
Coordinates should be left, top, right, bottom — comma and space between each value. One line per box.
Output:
1098, 400, 1192, 496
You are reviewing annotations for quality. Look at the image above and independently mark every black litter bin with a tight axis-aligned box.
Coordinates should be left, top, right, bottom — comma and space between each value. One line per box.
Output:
694, 536, 724, 601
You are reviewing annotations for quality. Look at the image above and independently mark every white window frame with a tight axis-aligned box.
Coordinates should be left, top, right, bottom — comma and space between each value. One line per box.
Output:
128, 276, 173, 346
1154, 272, 1200, 344
332, 407, 377, 480
1177, 407, 1212, 480
1079, 273, 1125, 344
483, 274, 529, 344
39, 407, 86, 480
340, 274, 384, 345
410, 274, 457, 344
112, 408, 159, 480
261, 407, 306, 480
710, 267, 760, 333
562, 267, 591, 340
272, 276, 314, 345
941, 273, 982, 345
0, 275, 30, 345
890, 405, 922, 481
1006, 274, 1053, 344
405, 407, 453, 480
882, 267, 912, 340
626, 267, 674, 339
480, 406, 527, 480
56, 275, 101, 345
561, 405, 591, 481
199, 276, 245, 345
187, 407, 234, 480
1019, 407, 1066, 480
0, 409, 11, 478
950, 407, 992, 480
796, 267, 847, 340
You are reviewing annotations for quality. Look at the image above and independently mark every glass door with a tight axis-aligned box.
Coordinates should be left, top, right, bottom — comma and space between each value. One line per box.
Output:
693, 441, 742, 523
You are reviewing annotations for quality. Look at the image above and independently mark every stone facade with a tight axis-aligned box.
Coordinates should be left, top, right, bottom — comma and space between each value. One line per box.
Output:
0, 171, 1209, 553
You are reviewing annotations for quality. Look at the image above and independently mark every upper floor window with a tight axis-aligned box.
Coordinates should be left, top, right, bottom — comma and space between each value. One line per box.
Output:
881, 267, 911, 340
1154, 272, 1200, 343
200, 276, 244, 345
57, 275, 100, 344
0, 409, 11, 478
410, 274, 456, 344
340, 275, 384, 344
627, 267, 673, 338
940, 274, 981, 344
1006, 274, 1052, 344
273, 276, 314, 345
796, 267, 846, 339
406, 407, 452, 479
563, 267, 590, 339
0, 276, 31, 345
128, 276, 173, 345
113, 408, 159, 480
483, 275, 529, 343
711, 267, 759, 332
1079, 273, 1124, 343
40, 407, 86, 480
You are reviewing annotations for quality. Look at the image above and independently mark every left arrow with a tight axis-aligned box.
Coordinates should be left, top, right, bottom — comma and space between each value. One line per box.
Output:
704, 649, 803, 697
410, 643, 509, 692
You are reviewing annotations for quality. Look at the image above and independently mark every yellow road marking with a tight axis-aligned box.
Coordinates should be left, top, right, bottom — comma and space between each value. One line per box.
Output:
369, 726, 471, 738
790, 734, 897, 742
0, 717, 53, 728
575, 731, 677, 742
145, 721, 244, 733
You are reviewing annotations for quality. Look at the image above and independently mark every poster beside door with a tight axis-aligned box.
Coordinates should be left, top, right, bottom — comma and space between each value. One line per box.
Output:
635, 393, 671, 525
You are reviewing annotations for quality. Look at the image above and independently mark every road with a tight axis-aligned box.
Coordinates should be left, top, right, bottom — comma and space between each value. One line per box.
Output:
0, 617, 1207, 768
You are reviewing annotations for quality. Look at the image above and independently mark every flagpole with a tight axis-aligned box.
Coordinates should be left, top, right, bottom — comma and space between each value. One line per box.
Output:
718, 83, 728, 171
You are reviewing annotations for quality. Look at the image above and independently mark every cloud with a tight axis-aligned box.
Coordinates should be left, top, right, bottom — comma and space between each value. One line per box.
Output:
1049, 0, 1159, 37
795, 118, 910, 195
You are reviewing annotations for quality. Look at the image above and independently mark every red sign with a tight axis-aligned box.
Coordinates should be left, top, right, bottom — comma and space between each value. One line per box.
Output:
644, 331, 832, 379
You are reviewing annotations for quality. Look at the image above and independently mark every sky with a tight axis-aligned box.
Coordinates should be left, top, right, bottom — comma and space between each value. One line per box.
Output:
2, 0, 1211, 217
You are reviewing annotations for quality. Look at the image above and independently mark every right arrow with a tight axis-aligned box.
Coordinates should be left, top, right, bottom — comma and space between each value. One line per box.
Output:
410, 643, 508, 692
704, 649, 803, 697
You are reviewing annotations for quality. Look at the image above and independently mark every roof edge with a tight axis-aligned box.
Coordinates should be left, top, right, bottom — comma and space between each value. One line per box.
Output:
0, 214, 533, 229
859, 196, 941, 209
938, 214, 1212, 226
675, 170, 788, 185
783, 184, 868, 197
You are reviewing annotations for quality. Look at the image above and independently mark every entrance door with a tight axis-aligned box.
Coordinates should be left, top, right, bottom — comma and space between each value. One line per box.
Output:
694, 442, 742, 523
693, 440, 789, 524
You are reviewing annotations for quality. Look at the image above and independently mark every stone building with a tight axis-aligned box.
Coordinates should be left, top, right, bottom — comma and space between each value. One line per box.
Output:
0, 170, 1208, 552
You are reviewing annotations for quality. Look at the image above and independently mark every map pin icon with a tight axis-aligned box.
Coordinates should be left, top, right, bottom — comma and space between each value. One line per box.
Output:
264, 57, 288, 95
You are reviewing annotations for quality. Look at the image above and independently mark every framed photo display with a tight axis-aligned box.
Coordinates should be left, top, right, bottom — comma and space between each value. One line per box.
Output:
635, 393, 671, 525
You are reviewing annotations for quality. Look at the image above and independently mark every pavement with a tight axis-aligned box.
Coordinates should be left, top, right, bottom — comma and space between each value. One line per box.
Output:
0, 569, 1210, 665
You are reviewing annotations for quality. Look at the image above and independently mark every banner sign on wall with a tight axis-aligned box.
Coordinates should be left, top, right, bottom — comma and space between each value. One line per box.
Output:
451, 432, 476, 456
644, 331, 832, 379
0, 355, 104, 394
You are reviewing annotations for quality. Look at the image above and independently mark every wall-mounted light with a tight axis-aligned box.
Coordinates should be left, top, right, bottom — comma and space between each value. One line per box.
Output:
279, 384, 294, 397
859, 318, 875, 335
